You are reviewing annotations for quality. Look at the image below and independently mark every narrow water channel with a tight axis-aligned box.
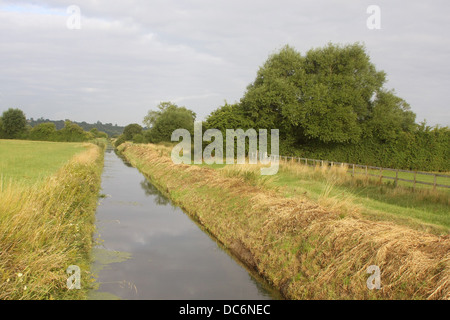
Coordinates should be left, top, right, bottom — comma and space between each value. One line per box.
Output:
88, 148, 281, 300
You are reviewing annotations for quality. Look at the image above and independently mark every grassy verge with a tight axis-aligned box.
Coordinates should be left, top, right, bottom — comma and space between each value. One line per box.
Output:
193, 158, 449, 234
272, 162, 450, 235
119, 142, 449, 300
0, 141, 105, 300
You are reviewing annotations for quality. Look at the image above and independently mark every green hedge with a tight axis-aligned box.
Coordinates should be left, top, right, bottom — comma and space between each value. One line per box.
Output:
285, 126, 450, 172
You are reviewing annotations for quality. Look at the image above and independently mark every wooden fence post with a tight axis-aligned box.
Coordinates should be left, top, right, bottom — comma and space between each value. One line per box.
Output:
379, 167, 383, 184
433, 174, 437, 191
352, 164, 355, 177
395, 169, 399, 187
413, 171, 417, 191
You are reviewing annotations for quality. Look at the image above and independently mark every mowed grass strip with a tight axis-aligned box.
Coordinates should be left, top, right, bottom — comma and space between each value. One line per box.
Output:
197, 158, 450, 234
0, 139, 86, 186
0, 142, 104, 300
273, 163, 450, 234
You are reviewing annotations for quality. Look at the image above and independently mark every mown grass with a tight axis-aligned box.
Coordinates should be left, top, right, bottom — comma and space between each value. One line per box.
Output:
0, 139, 87, 187
0, 141, 105, 300
196, 158, 449, 234
119, 143, 450, 300
272, 163, 450, 235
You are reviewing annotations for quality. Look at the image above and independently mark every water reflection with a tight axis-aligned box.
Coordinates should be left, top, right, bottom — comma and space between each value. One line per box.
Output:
140, 179, 172, 207
90, 148, 281, 300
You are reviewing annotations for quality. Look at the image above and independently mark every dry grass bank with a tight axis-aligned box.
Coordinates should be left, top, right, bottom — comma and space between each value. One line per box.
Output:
267, 160, 450, 234
119, 143, 449, 300
0, 143, 104, 300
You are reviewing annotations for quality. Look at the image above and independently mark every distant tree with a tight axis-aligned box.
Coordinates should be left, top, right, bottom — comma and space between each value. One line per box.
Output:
57, 120, 90, 142
143, 101, 173, 128
29, 122, 57, 141
0, 117, 4, 139
89, 127, 108, 139
123, 123, 143, 141
204, 102, 254, 133
0, 108, 27, 139
90, 127, 99, 136
28, 118, 123, 136
144, 102, 196, 143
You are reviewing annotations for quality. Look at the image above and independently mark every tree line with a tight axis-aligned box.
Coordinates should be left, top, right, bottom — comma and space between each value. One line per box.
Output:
29, 118, 125, 137
116, 42, 449, 171
0, 108, 108, 142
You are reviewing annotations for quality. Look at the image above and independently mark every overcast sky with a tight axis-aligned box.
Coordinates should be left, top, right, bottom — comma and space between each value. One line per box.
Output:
0, 0, 449, 127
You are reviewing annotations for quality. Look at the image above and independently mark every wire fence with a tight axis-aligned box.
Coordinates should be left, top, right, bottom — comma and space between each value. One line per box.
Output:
263, 154, 450, 191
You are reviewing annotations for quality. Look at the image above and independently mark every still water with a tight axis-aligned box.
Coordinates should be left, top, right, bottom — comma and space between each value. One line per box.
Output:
88, 148, 280, 300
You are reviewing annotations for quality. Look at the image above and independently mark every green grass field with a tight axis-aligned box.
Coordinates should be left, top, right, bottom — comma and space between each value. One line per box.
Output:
0, 139, 87, 186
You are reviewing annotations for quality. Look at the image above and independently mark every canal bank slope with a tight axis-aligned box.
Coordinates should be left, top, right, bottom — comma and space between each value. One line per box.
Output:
0, 142, 105, 300
118, 142, 450, 300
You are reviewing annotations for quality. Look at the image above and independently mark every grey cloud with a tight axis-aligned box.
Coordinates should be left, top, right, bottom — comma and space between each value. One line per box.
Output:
0, 0, 448, 126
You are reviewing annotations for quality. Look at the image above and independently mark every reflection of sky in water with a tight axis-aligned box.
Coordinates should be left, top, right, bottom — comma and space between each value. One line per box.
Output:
91, 150, 280, 300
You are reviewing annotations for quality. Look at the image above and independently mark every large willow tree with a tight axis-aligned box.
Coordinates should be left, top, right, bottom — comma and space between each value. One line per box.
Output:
234, 43, 416, 145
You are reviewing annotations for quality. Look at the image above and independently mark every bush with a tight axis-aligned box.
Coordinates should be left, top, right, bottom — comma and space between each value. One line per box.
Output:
114, 135, 127, 147
28, 123, 57, 141
123, 124, 143, 141
0, 108, 27, 139
132, 134, 144, 144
